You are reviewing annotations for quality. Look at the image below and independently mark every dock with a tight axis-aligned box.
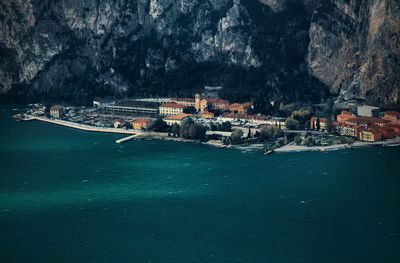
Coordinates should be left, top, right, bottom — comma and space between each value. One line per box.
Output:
116, 134, 141, 143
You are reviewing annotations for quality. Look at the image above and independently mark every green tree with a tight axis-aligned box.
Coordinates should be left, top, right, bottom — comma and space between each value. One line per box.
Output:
171, 123, 180, 137
285, 117, 299, 130
304, 136, 315, 146
294, 135, 302, 145
316, 117, 320, 131
153, 118, 168, 132
231, 129, 243, 144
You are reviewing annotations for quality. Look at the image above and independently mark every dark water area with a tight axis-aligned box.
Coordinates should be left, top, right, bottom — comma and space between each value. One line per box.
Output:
0, 105, 399, 263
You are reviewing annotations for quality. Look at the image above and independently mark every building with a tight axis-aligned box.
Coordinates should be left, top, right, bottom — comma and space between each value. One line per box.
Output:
219, 113, 267, 125
229, 102, 253, 113
382, 111, 400, 125
357, 105, 380, 117
194, 93, 229, 112
336, 110, 356, 123
105, 100, 159, 114
201, 112, 214, 119
336, 123, 360, 137
50, 105, 64, 118
132, 119, 153, 130
172, 98, 196, 108
359, 128, 382, 142
159, 103, 185, 116
113, 119, 126, 128
310, 117, 327, 131
346, 117, 390, 128
163, 113, 192, 126
93, 98, 114, 108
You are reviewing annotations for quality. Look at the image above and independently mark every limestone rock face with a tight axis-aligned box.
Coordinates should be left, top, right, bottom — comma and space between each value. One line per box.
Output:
307, 0, 400, 104
0, 0, 399, 104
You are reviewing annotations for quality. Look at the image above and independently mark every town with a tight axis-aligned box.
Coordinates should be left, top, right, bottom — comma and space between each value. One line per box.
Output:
17, 86, 400, 153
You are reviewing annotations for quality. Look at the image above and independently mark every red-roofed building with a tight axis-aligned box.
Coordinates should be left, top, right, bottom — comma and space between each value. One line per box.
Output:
113, 119, 126, 128
159, 103, 185, 116
310, 117, 327, 131
132, 119, 153, 130
163, 113, 192, 126
201, 112, 214, 119
383, 111, 400, 125
229, 102, 253, 113
337, 110, 356, 123
50, 105, 64, 118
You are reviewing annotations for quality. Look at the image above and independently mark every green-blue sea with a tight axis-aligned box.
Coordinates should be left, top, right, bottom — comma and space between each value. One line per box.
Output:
0, 105, 399, 263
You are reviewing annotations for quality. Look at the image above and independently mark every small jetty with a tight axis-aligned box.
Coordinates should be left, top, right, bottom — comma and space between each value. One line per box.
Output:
264, 149, 274, 156
116, 134, 141, 144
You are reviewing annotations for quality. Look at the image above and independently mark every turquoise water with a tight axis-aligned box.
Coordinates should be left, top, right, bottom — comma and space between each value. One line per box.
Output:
0, 105, 399, 263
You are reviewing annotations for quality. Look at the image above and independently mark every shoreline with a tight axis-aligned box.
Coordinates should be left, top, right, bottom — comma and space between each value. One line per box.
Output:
23, 115, 400, 153
274, 137, 400, 153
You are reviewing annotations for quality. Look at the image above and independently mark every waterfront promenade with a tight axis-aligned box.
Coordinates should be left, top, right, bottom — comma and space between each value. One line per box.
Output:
27, 115, 141, 135
275, 137, 400, 152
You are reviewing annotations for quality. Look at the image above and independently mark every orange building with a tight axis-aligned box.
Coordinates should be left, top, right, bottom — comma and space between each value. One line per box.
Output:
383, 111, 400, 125
337, 110, 356, 123
201, 112, 214, 119
194, 93, 229, 112
132, 119, 153, 130
359, 128, 382, 142
229, 102, 253, 113
310, 117, 327, 131
346, 116, 390, 128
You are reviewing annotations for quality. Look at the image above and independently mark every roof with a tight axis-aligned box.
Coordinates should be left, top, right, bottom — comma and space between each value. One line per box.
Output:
384, 111, 400, 116
164, 113, 192, 120
173, 98, 195, 102
114, 100, 160, 109
50, 105, 63, 110
203, 98, 229, 104
160, 103, 185, 108
133, 118, 152, 123
113, 119, 126, 123
341, 110, 353, 115
230, 102, 252, 107
310, 116, 327, 122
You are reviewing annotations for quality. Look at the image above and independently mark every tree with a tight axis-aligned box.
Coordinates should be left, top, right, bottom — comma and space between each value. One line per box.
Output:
188, 124, 198, 138
183, 106, 196, 114
171, 123, 180, 137
231, 129, 243, 144
304, 136, 315, 146
294, 135, 302, 145
285, 117, 299, 130
260, 126, 279, 141
247, 127, 252, 138
316, 117, 320, 131
153, 118, 168, 132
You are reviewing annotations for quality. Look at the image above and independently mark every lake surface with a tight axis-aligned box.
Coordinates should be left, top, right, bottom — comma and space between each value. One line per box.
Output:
0, 105, 399, 263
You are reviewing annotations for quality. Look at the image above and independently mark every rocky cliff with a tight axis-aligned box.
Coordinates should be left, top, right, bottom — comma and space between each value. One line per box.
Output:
0, 0, 399, 105
307, 0, 400, 105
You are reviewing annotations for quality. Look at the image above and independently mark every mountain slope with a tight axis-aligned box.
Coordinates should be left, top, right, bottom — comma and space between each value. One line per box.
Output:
0, 0, 399, 106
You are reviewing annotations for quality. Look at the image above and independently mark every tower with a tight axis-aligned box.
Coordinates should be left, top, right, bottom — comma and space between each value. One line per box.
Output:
195, 93, 201, 111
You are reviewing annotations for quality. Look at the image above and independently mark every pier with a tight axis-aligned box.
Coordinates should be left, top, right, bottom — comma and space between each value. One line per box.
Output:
116, 134, 142, 143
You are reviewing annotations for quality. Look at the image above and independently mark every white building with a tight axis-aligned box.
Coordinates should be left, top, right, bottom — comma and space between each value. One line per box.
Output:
357, 105, 380, 117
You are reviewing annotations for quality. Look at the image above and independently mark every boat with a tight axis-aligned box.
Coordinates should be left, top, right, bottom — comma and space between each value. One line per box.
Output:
345, 144, 353, 149
264, 150, 274, 156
